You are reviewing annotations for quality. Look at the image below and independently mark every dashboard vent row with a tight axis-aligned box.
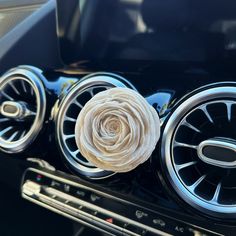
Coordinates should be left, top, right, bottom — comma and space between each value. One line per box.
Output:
161, 84, 236, 218
56, 73, 135, 179
0, 66, 46, 153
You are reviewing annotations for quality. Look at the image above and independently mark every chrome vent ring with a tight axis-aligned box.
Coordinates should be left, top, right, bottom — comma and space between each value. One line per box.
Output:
162, 85, 236, 218
0, 66, 46, 153
56, 73, 136, 179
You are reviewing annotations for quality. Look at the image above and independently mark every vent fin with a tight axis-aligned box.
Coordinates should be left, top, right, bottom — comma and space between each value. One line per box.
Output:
162, 85, 236, 218
56, 73, 136, 179
0, 66, 46, 153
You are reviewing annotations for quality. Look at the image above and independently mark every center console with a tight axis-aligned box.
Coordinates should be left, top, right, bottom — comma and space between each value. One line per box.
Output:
22, 168, 222, 236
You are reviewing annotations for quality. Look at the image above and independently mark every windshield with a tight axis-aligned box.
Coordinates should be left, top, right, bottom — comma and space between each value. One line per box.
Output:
57, 0, 236, 64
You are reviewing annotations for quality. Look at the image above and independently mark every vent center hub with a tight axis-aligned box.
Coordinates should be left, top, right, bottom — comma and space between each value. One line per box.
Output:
197, 137, 236, 168
1, 101, 36, 120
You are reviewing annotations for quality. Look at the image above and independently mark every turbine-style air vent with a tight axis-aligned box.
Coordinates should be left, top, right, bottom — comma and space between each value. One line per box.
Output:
56, 73, 135, 179
161, 84, 236, 218
0, 66, 46, 153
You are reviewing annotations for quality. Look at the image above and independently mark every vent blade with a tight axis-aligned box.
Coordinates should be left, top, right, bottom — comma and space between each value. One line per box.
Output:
56, 73, 136, 179
162, 85, 236, 218
0, 66, 46, 153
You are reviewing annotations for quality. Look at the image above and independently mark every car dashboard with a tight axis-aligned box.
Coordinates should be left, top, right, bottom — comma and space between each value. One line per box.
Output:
1, 0, 236, 236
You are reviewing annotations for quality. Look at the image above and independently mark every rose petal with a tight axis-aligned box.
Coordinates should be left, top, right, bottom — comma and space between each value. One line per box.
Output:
75, 87, 160, 173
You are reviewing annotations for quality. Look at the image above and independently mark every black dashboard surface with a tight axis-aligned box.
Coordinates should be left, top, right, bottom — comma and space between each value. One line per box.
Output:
1, 1, 236, 236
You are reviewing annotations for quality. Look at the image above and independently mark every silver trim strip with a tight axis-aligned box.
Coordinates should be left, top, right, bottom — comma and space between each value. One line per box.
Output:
23, 195, 117, 236
22, 168, 222, 236
22, 170, 171, 236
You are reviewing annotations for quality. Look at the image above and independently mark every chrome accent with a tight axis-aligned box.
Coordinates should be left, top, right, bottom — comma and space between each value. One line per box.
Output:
27, 158, 56, 171
1, 101, 36, 119
175, 161, 197, 171
161, 85, 236, 217
0, 66, 46, 153
188, 175, 207, 192
197, 138, 236, 168
181, 118, 201, 133
199, 105, 214, 123
173, 141, 197, 149
23, 181, 171, 236
210, 182, 222, 203
56, 73, 136, 179
23, 168, 220, 236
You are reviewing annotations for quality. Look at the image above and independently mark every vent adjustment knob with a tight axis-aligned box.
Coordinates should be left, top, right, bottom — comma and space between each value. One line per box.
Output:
197, 137, 236, 168
1, 101, 36, 120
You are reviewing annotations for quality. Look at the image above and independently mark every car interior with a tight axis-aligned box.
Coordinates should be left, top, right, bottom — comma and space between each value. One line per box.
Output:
1, 0, 236, 235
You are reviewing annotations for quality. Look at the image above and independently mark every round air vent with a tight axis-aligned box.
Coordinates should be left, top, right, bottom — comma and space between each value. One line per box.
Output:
56, 72, 136, 179
0, 66, 46, 153
161, 84, 236, 218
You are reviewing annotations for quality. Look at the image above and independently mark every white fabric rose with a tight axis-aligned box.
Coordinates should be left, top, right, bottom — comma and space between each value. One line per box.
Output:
75, 87, 160, 173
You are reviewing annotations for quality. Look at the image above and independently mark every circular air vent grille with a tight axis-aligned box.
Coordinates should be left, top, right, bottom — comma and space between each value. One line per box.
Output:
56, 73, 136, 179
162, 84, 236, 218
0, 66, 46, 153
